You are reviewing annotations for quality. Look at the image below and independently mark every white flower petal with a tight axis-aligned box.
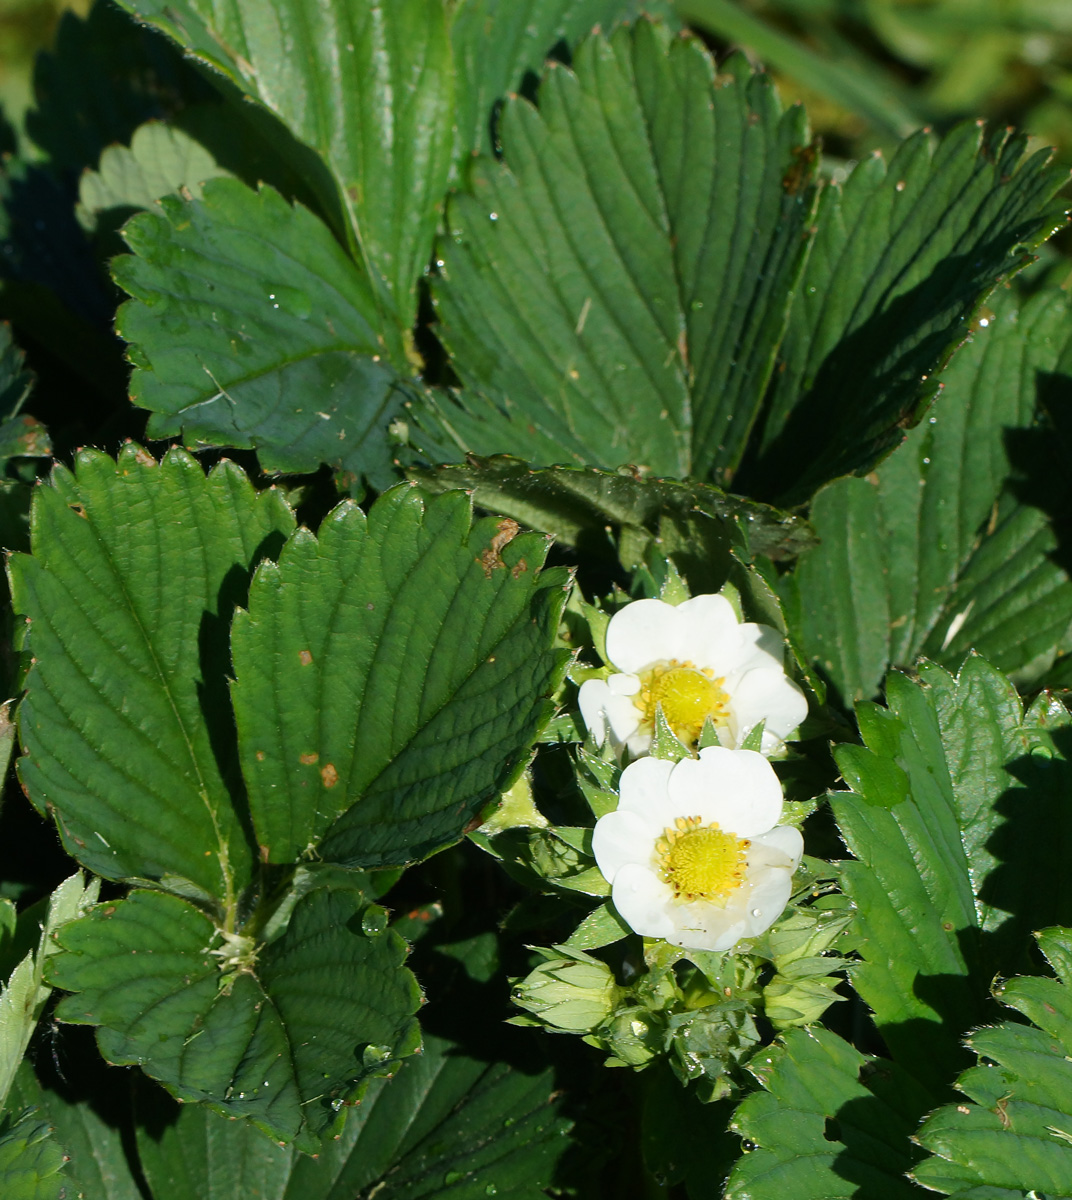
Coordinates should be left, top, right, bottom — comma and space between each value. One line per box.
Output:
728, 668, 807, 744
749, 825, 804, 871
605, 599, 689, 673
612, 863, 676, 939
734, 623, 787, 672
607, 674, 641, 696
616, 757, 677, 820
671, 594, 741, 669
667, 747, 783, 836
578, 678, 643, 749
668, 902, 749, 952
591, 810, 655, 880
741, 867, 795, 936
578, 678, 612, 744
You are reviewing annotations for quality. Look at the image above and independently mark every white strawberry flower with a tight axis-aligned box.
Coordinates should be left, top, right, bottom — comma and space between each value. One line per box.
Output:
592, 748, 803, 953
578, 594, 807, 757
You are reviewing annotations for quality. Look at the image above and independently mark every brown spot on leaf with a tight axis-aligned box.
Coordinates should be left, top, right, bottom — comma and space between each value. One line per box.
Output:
300, 752, 319, 765
511, 557, 527, 579
782, 141, 819, 194
299, 650, 313, 665
479, 518, 520, 576
256, 751, 265, 762
68, 503, 87, 518
321, 763, 339, 788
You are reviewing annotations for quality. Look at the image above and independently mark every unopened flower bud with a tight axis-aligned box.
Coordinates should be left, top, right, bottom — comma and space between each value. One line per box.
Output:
606, 1008, 664, 1066
762, 974, 844, 1028
513, 949, 621, 1033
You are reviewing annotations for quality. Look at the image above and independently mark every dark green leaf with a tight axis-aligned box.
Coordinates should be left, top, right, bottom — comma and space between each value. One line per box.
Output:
743, 124, 1068, 503
913, 928, 1072, 1196
135, 1030, 571, 1199
724, 1026, 929, 1199
115, 178, 408, 489
25, 1, 215, 174
831, 659, 1072, 1092
449, 0, 679, 159
410, 455, 815, 561
0, 323, 48, 466
10, 445, 294, 907
50, 886, 421, 1150
114, 0, 454, 330
8, 1063, 143, 1200
785, 287, 1072, 703
422, 23, 817, 480
0, 1111, 69, 1200
231, 486, 571, 867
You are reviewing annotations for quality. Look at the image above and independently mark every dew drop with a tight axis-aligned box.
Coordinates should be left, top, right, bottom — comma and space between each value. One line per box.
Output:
362, 905, 388, 936
485, 1186, 498, 1196
488, 212, 498, 221
445, 1171, 464, 1185
751, 908, 762, 917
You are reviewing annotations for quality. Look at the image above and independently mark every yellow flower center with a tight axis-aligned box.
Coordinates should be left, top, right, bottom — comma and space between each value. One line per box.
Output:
656, 817, 749, 902
636, 660, 729, 746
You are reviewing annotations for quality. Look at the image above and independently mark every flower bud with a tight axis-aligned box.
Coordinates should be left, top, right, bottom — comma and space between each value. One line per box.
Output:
606, 1008, 664, 1066
513, 949, 621, 1033
762, 974, 844, 1028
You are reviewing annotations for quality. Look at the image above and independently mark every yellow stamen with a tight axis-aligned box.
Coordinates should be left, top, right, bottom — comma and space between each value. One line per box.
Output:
635, 660, 729, 747
656, 815, 749, 902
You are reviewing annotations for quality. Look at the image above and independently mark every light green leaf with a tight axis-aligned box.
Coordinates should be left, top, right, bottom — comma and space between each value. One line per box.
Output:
0, 1111, 70, 1200
831, 658, 1072, 1092
134, 1030, 570, 1199
913, 928, 1072, 1196
449, 0, 678, 160
50, 885, 421, 1150
785, 287, 1072, 703
8, 1062, 143, 1200
231, 486, 570, 868
724, 1026, 930, 1199
743, 124, 1068, 504
565, 901, 631, 950
410, 455, 815, 562
0, 874, 99, 1114
114, 178, 408, 488
10, 445, 294, 907
78, 121, 232, 231
114, 0, 454, 330
422, 22, 817, 480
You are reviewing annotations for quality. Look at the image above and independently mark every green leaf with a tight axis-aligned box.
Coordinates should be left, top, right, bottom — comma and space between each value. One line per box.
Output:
8, 1062, 143, 1200
50, 885, 421, 1150
0, 324, 48, 466
913, 928, 1072, 1196
78, 121, 232, 232
449, 0, 679, 159
135, 1030, 571, 1199
0, 873, 99, 1114
232, 486, 570, 868
9, 445, 294, 907
830, 659, 1072, 1092
410, 455, 815, 562
785, 287, 1072, 703
114, 178, 408, 489
0, 1111, 70, 1200
742, 124, 1068, 504
423, 22, 817, 480
114, 0, 454, 330
724, 1026, 930, 1199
